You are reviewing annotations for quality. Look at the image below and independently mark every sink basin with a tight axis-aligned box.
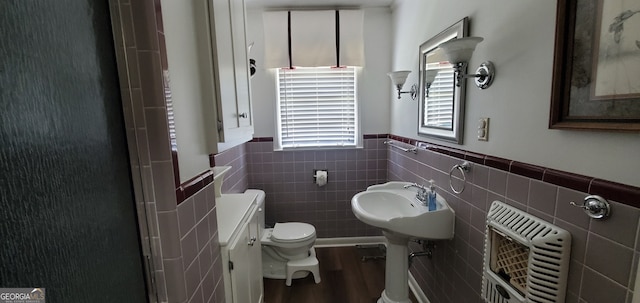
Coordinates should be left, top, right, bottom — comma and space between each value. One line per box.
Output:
351, 182, 455, 240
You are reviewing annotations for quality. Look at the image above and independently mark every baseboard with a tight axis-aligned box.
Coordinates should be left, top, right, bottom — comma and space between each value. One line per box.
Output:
315, 236, 386, 247
408, 271, 430, 303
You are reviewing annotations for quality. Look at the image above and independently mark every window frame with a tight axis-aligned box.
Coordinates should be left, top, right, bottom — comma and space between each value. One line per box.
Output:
274, 66, 362, 150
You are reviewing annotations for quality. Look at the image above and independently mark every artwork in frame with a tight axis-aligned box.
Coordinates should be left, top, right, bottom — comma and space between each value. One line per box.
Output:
550, 0, 640, 131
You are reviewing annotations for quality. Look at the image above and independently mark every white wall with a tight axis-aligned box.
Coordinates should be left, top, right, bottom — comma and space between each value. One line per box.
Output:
391, 0, 640, 187
246, 7, 393, 137
161, 0, 217, 182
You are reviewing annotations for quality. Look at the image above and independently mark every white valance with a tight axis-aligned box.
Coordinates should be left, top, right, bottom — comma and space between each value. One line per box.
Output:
263, 10, 364, 68
290, 10, 336, 67
262, 11, 289, 68
338, 10, 364, 67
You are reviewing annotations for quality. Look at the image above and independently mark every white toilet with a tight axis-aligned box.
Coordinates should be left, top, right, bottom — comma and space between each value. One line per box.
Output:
246, 189, 321, 286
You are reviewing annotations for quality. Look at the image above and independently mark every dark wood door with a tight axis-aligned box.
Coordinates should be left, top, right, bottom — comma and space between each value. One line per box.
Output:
0, 1, 148, 301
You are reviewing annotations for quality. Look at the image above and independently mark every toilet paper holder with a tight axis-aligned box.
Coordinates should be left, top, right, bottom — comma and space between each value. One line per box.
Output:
313, 169, 328, 186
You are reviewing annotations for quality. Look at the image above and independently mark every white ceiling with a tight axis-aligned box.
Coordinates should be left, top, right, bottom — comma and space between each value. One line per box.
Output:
245, 0, 395, 9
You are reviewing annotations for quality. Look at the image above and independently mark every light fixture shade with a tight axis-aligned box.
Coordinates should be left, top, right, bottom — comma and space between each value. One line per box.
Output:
425, 70, 439, 85
438, 36, 484, 64
387, 71, 411, 87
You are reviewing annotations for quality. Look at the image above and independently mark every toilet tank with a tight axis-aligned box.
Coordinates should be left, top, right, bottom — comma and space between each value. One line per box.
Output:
245, 189, 266, 231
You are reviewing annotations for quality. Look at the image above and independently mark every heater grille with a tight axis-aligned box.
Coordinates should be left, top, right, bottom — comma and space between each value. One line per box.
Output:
490, 229, 529, 295
482, 201, 571, 303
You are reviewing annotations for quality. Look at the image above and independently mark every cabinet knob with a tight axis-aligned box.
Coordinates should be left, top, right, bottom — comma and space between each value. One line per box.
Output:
248, 237, 257, 246
238, 112, 248, 118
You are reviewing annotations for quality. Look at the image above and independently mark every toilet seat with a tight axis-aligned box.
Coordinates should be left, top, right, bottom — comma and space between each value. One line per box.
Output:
272, 222, 315, 243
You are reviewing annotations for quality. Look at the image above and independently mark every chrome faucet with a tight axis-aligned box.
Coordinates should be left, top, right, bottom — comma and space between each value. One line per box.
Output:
403, 183, 428, 205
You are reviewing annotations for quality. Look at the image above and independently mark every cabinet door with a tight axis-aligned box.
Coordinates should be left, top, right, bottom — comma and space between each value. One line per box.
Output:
208, 0, 254, 150
228, 222, 251, 303
248, 213, 264, 303
210, 0, 237, 135
229, 0, 252, 128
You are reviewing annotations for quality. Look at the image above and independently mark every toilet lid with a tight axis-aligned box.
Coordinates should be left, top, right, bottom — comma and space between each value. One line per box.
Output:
271, 222, 315, 243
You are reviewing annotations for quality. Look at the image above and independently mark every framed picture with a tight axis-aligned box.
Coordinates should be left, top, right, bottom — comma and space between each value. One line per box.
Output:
550, 0, 640, 131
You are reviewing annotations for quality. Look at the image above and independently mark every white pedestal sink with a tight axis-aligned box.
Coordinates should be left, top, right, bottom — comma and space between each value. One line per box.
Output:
351, 182, 455, 303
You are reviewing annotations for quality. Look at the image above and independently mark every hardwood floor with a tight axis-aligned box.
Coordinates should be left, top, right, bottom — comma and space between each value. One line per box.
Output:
263, 246, 418, 303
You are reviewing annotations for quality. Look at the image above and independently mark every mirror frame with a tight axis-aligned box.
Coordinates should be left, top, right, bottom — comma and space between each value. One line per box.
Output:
418, 17, 469, 144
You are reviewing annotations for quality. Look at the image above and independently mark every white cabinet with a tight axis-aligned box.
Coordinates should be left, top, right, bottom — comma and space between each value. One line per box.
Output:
227, 221, 251, 303
228, 211, 263, 303
206, 0, 253, 152
247, 211, 263, 303
217, 193, 263, 303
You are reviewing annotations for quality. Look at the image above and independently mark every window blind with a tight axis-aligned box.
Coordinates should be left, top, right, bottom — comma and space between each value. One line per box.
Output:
163, 71, 178, 151
423, 67, 455, 130
276, 66, 358, 149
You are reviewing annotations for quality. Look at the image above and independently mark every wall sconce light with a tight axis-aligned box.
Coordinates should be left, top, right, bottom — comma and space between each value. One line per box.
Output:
424, 70, 438, 97
387, 71, 417, 100
438, 36, 495, 89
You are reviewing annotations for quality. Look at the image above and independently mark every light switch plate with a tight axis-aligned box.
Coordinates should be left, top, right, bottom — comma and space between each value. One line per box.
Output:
478, 117, 489, 141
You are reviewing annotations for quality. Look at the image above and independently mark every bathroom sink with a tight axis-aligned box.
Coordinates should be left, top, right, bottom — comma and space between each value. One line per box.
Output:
351, 182, 455, 240
352, 182, 456, 303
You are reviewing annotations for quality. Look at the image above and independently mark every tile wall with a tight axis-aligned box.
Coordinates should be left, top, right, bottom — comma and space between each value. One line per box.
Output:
176, 184, 225, 303
110, 0, 171, 300
110, 0, 224, 302
244, 138, 387, 238
386, 139, 640, 303
213, 143, 250, 194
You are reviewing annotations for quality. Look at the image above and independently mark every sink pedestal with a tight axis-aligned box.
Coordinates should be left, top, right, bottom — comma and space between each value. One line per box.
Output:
378, 231, 411, 303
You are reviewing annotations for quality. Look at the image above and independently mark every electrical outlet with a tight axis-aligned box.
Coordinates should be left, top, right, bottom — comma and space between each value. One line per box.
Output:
477, 117, 489, 141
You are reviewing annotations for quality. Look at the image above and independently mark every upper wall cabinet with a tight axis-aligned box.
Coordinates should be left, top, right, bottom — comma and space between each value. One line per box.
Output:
207, 0, 253, 152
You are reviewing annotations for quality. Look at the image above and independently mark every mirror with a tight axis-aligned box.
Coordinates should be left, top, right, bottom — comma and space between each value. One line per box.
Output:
418, 17, 469, 144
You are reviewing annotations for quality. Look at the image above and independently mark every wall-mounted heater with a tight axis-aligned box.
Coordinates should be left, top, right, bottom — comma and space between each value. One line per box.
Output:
482, 201, 571, 303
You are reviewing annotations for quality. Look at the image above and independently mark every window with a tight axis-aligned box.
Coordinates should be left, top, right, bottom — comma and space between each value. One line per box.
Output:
276, 66, 359, 149
423, 64, 455, 129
